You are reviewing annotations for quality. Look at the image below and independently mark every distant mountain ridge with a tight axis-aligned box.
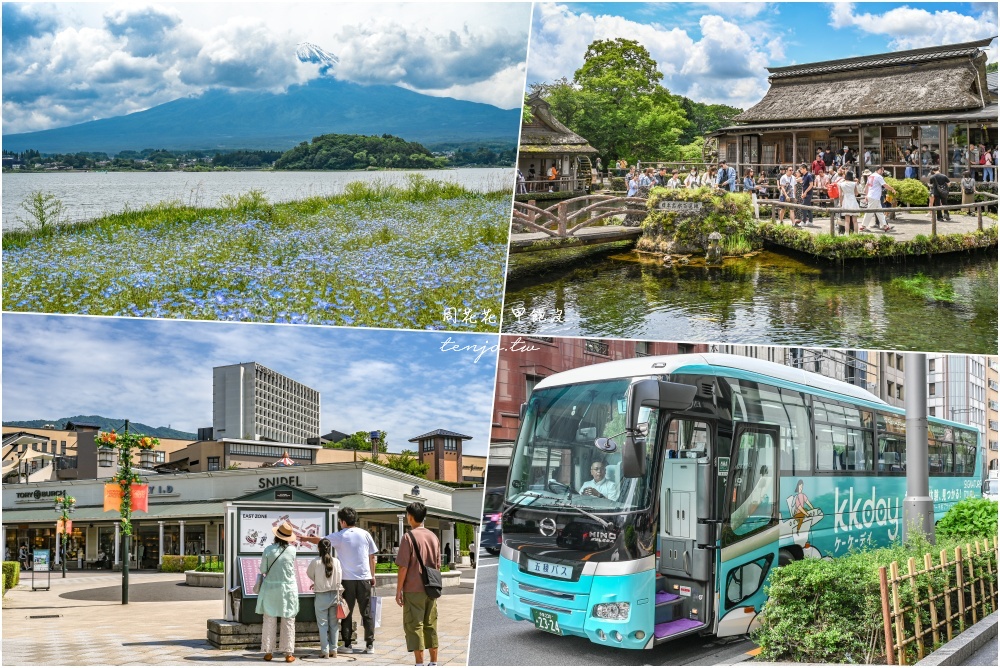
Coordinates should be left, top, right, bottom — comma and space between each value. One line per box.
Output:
3, 416, 196, 440
2, 78, 521, 154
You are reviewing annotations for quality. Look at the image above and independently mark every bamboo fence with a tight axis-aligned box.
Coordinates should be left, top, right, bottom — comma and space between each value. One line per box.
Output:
879, 536, 998, 665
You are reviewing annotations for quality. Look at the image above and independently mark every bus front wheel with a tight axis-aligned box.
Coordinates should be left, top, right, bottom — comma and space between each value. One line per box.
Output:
778, 549, 797, 567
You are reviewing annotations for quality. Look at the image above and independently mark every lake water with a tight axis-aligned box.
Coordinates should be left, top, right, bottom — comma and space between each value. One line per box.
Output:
1, 168, 514, 229
503, 248, 998, 353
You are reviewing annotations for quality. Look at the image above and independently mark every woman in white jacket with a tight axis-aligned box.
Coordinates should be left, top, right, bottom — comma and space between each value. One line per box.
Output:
306, 539, 344, 658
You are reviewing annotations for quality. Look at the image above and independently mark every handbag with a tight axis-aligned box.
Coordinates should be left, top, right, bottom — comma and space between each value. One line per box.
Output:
252, 544, 287, 594
408, 532, 443, 600
336, 598, 349, 620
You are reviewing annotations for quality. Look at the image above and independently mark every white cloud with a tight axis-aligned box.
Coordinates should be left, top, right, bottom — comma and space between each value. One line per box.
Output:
2, 2, 530, 134
528, 3, 776, 108
828, 2, 998, 59
2, 316, 499, 456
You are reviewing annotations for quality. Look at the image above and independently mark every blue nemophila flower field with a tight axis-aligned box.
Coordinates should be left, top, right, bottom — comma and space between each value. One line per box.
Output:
2, 177, 511, 331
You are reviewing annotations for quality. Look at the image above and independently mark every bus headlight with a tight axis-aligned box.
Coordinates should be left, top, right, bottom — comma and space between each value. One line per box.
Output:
499, 581, 509, 596
593, 602, 630, 620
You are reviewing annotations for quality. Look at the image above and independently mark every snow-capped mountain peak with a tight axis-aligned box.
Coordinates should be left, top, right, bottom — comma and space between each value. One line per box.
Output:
296, 43, 339, 74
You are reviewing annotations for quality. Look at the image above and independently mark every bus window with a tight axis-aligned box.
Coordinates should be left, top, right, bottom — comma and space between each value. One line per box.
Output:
729, 430, 776, 536
928, 440, 954, 475
816, 426, 874, 472
878, 435, 906, 473
725, 554, 773, 608
727, 378, 810, 475
664, 419, 709, 455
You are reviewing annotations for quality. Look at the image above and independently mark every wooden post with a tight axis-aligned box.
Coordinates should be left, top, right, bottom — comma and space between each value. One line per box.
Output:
977, 203, 983, 231
986, 538, 998, 611
930, 207, 937, 237
941, 549, 954, 641
890, 561, 905, 666
556, 201, 567, 237
974, 541, 988, 618
830, 208, 836, 236
924, 553, 940, 647
955, 546, 966, 632
907, 557, 925, 660
965, 543, 978, 624
770, 201, 776, 223
879, 566, 897, 665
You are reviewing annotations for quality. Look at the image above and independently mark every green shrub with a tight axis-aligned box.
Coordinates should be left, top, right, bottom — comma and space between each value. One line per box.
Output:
2, 561, 20, 592
609, 176, 626, 192
194, 560, 225, 572
160, 555, 199, 573
936, 497, 999, 540
885, 177, 929, 206
639, 187, 756, 252
753, 533, 997, 664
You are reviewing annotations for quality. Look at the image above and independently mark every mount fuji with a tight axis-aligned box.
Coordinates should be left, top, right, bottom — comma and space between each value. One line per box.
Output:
2, 44, 520, 154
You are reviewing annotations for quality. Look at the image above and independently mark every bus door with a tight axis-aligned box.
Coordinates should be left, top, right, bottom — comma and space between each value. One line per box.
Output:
655, 417, 714, 643
717, 423, 779, 637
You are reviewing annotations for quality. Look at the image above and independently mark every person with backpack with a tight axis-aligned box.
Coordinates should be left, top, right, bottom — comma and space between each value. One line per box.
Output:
395, 502, 442, 667
928, 166, 951, 221
961, 171, 977, 215
983, 148, 994, 183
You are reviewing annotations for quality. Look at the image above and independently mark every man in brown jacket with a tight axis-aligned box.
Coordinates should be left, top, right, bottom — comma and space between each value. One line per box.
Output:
395, 502, 441, 666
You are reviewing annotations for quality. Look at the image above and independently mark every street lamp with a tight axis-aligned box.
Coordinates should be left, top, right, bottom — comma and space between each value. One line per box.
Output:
97, 420, 158, 605
53, 495, 76, 579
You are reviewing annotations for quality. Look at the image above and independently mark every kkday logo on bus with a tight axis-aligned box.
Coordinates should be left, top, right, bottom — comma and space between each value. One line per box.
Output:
834, 486, 900, 541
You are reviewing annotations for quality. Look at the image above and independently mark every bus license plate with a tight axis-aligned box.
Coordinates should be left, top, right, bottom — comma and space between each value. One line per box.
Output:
526, 558, 572, 579
532, 609, 563, 635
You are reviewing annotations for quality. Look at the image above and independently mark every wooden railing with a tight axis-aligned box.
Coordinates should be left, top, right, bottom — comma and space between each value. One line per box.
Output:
759, 193, 997, 237
879, 536, 998, 665
513, 194, 647, 238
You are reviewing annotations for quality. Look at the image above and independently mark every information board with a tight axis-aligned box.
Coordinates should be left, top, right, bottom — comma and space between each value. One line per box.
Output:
237, 509, 325, 554
239, 556, 317, 596
32, 549, 50, 572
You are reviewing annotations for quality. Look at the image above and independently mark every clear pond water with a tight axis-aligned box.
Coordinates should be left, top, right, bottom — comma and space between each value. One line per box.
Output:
502, 248, 998, 353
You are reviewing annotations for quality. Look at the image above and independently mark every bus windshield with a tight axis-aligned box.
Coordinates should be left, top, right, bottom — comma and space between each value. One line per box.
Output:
506, 378, 658, 513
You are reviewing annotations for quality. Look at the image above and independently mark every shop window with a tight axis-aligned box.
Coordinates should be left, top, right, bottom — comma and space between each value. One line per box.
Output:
207, 457, 220, 471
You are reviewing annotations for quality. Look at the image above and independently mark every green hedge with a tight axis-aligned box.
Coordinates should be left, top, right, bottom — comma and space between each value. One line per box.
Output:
753, 534, 997, 664
2, 561, 20, 593
160, 555, 199, 573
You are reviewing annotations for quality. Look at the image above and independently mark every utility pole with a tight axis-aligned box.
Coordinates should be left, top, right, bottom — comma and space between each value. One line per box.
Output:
903, 353, 934, 544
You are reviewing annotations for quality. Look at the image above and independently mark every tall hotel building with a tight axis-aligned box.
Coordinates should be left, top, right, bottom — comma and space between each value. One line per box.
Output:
213, 363, 320, 444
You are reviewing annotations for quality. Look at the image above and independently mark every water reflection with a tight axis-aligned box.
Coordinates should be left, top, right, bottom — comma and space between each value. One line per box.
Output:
503, 249, 998, 353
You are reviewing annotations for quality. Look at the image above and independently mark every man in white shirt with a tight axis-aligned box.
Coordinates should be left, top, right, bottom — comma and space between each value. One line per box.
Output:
860, 166, 897, 232
299, 507, 379, 654
580, 461, 618, 499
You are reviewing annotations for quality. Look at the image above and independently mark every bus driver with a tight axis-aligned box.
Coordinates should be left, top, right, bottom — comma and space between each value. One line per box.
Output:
580, 461, 618, 499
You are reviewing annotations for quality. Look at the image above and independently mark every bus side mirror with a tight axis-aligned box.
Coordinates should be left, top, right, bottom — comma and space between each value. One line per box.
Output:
623, 379, 697, 479
519, 403, 527, 422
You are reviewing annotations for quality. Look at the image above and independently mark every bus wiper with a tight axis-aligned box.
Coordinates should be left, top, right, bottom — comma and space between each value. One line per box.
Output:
551, 499, 613, 530
501, 491, 544, 521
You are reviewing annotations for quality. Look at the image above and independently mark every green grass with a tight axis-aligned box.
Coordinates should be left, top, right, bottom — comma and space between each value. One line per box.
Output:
890, 273, 957, 303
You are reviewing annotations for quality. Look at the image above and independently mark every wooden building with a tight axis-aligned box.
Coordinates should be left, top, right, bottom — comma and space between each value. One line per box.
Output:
711, 38, 998, 181
518, 93, 598, 193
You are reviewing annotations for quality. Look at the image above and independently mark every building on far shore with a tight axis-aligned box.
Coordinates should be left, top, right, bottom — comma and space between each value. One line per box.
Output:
711, 38, 998, 181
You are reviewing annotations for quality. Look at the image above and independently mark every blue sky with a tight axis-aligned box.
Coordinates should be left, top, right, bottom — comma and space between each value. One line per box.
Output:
1, 314, 500, 456
529, 2, 998, 108
1, 1, 531, 135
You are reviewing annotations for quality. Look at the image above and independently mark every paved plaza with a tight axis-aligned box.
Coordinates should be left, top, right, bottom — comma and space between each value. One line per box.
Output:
2, 571, 475, 666
772, 210, 995, 242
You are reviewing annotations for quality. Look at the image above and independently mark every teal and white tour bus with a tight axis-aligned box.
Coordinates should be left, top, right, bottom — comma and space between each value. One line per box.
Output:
495, 354, 983, 650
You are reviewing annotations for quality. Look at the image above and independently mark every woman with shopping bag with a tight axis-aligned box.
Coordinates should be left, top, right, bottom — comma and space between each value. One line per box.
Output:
307, 539, 344, 659
256, 521, 299, 663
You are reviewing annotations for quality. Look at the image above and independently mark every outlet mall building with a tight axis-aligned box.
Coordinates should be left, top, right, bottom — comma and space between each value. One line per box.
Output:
1, 462, 483, 569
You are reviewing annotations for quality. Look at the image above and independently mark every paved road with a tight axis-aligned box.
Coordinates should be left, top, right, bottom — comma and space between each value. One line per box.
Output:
467, 551, 756, 666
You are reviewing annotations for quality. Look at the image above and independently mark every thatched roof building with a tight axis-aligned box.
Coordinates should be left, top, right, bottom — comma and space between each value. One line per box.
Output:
518, 93, 597, 193
711, 38, 997, 181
